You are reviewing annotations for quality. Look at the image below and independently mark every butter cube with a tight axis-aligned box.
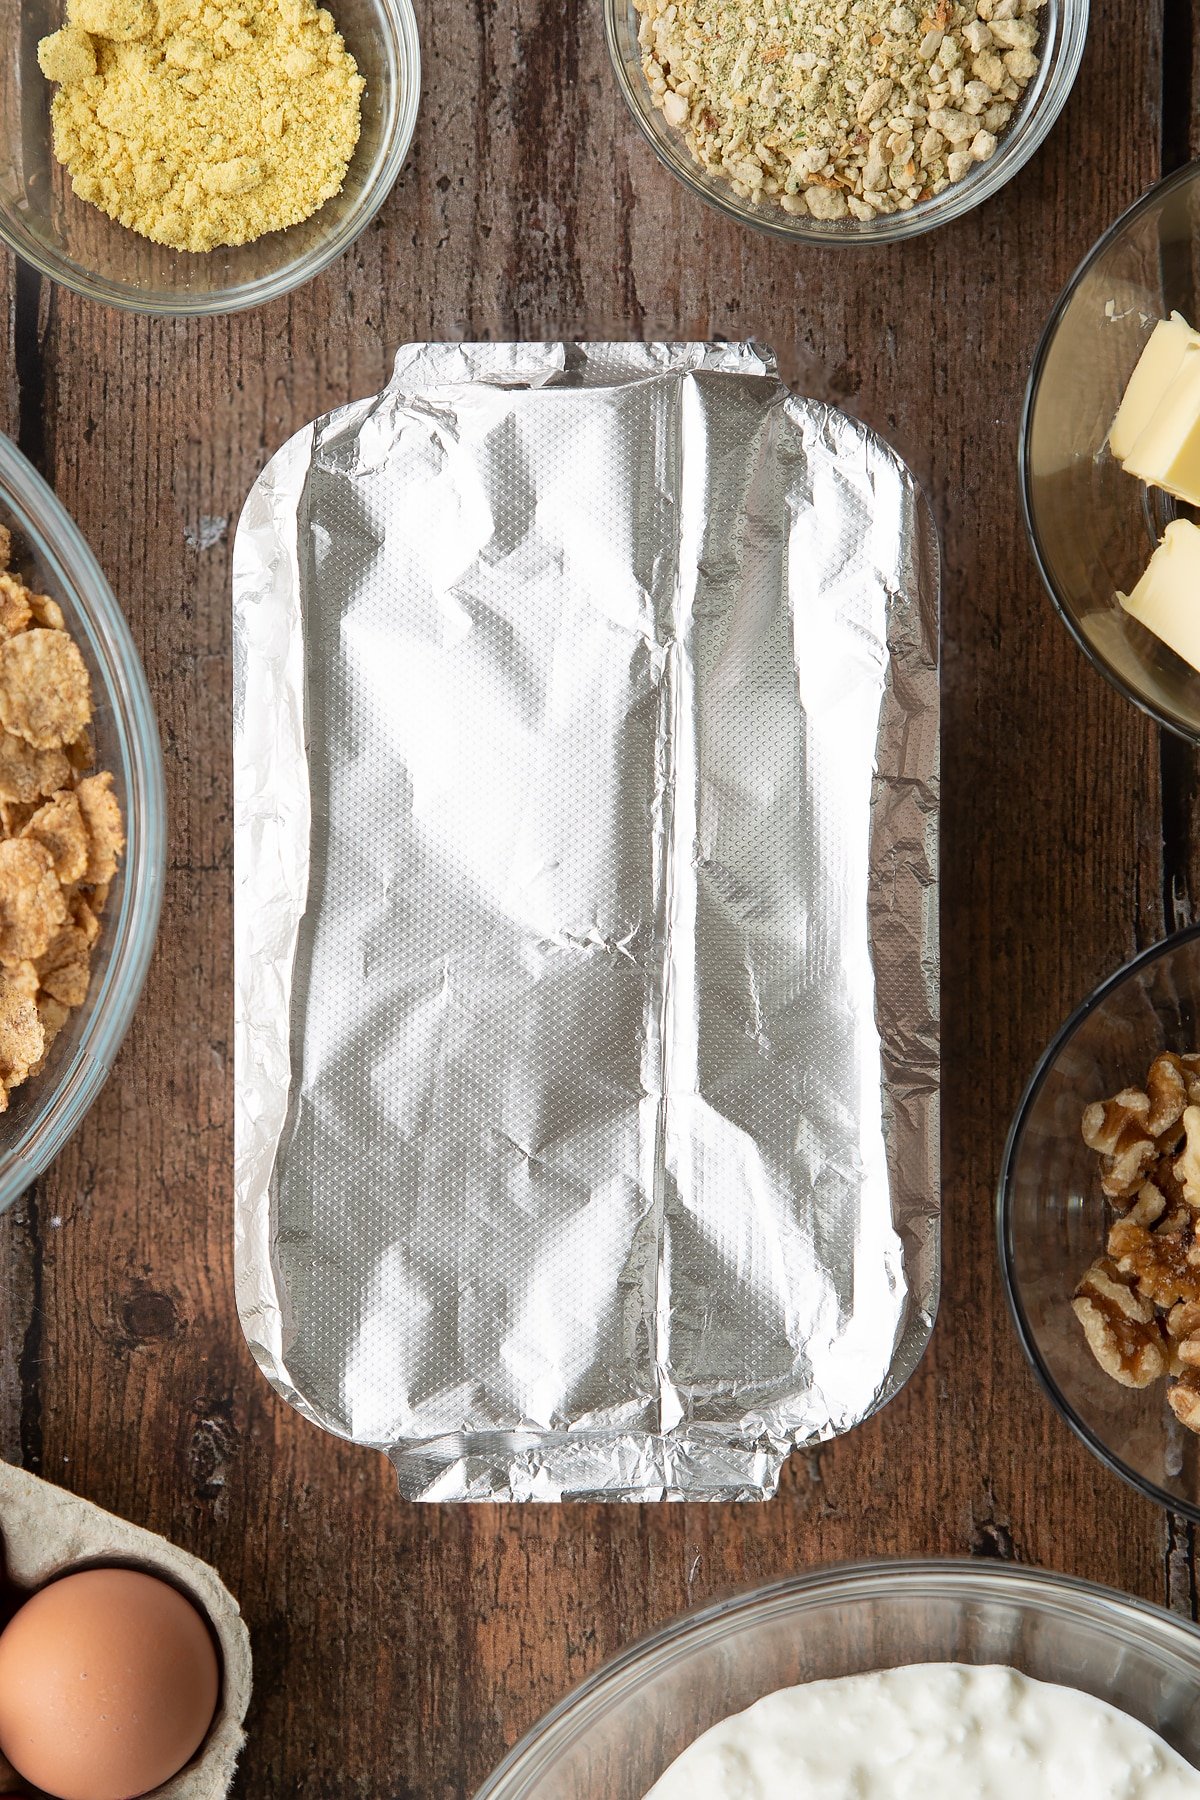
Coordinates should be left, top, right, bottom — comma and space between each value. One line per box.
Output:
1110, 313, 1200, 461
1119, 520, 1200, 672
1123, 343, 1200, 507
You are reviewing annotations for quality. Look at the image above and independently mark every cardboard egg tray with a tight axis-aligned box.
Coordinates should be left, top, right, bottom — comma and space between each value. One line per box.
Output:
0, 1461, 251, 1800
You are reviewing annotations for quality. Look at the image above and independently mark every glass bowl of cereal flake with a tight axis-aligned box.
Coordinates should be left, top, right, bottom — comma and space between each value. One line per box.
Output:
0, 0, 420, 314
999, 926, 1200, 1520
0, 433, 164, 1215
605, 0, 1088, 242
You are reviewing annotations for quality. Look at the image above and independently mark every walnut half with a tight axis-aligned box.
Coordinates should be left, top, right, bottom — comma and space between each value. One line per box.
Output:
1072, 1260, 1169, 1389
1175, 1104, 1200, 1210
1145, 1054, 1191, 1140
1107, 1206, 1200, 1312
1169, 1370, 1200, 1433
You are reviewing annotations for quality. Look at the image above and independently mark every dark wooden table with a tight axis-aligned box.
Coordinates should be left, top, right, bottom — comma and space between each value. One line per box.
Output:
3, 1, 1200, 1793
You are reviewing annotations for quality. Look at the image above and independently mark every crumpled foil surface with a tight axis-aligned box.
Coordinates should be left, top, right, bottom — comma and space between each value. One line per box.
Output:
233, 342, 940, 1502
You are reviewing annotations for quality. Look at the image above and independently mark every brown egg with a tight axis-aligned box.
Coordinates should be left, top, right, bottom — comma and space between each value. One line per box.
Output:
0, 1566, 219, 1800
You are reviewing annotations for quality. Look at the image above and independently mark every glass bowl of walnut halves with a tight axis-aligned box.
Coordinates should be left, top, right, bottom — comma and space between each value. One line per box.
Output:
1000, 927, 1200, 1516
0, 434, 164, 1216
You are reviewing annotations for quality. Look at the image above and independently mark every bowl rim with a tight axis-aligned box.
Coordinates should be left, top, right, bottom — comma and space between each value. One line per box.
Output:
996, 922, 1200, 1522
1019, 156, 1200, 745
472, 1555, 1200, 1800
602, 0, 1090, 246
0, 0, 421, 317
0, 431, 166, 1209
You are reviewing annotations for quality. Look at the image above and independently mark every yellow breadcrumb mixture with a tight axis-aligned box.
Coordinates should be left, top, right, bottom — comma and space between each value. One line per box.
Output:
37, 0, 365, 253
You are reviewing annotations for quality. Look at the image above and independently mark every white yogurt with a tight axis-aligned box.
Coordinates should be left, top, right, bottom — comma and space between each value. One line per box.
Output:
645, 1664, 1200, 1799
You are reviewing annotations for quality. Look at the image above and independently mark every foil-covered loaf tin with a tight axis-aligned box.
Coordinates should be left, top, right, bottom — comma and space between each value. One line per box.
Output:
234, 343, 940, 1501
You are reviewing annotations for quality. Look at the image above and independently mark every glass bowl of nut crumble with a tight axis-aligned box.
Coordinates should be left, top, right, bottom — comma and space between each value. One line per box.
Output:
999, 927, 1200, 1519
605, 0, 1088, 241
0, 434, 164, 1216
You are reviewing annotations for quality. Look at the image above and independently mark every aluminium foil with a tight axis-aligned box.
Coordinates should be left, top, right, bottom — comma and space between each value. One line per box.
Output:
233, 341, 940, 1501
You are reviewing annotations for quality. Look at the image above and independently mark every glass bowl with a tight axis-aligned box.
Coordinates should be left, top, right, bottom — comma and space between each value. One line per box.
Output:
475, 1559, 1200, 1800
0, 0, 420, 315
603, 0, 1088, 244
1022, 160, 1200, 740
0, 433, 164, 1215
999, 928, 1200, 1519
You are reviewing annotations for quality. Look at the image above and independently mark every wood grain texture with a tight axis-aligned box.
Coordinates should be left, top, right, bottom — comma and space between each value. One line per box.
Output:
3, 0, 1200, 1791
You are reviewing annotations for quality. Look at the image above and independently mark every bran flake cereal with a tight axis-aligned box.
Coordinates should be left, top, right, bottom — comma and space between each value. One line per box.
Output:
0, 629, 92, 751
0, 535, 126, 1112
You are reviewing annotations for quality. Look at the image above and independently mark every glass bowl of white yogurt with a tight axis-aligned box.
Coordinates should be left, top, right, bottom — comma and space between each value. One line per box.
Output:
473, 1560, 1200, 1800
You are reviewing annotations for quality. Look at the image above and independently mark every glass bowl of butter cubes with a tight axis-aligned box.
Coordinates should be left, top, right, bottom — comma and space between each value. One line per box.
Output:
1023, 158, 1200, 740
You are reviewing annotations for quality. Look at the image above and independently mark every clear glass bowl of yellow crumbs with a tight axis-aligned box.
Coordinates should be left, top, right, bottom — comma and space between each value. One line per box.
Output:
0, 0, 420, 315
1022, 159, 1200, 741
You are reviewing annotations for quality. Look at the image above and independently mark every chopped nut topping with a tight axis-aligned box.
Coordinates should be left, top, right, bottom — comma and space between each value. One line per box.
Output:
632, 0, 1041, 220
